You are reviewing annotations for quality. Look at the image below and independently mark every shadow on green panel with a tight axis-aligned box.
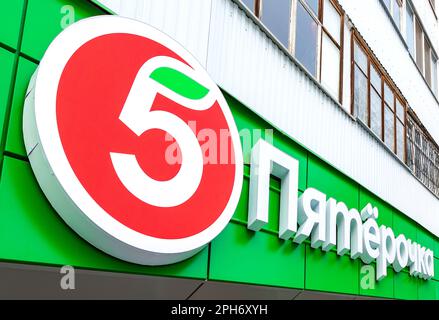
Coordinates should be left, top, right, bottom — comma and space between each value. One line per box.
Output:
307, 154, 359, 209
305, 245, 359, 295
209, 222, 305, 289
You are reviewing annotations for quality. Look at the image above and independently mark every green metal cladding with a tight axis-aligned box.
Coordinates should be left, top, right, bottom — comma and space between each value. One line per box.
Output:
0, 0, 438, 300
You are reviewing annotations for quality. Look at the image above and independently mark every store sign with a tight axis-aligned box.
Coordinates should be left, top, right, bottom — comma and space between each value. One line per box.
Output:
23, 16, 243, 265
249, 139, 435, 281
23, 16, 434, 279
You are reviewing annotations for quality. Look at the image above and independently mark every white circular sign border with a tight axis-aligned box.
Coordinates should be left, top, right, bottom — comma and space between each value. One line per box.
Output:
25, 16, 243, 265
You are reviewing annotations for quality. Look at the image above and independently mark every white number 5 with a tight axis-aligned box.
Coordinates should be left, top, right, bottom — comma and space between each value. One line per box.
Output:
110, 56, 215, 208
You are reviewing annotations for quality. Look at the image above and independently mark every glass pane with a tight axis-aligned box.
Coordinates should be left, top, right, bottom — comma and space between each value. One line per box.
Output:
384, 106, 395, 151
370, 64, 382, 92
406, 122, 413, 167
354, 65, 368, 124
406, 3, 415, 56
407, 139, 413, 167
396, 120, 405, 160
370, 88, 382, 138
392, 0, 401, 29
432, 55, 438, 96
416, 20, 424, 71
384, 82, 394, 108
425, 39, 432, 86
261, 0, 292, 49
384, 0, 391, 11
396, 99, 405, 121
241, 0, 255, 12
321, 33, 340, 98
323, 0, 341, 44
304, 0, 319, 16
295, 1, 318, 76
354, 41, 368, 73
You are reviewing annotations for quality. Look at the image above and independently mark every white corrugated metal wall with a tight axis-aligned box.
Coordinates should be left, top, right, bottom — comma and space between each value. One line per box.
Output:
94, 0, 212, 66
94, 0, 439, 237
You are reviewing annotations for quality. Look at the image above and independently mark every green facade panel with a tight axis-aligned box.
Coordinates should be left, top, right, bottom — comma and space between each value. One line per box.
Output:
392, 212, 417, 244
5, 57, 38, 157
393, 271, 418, 300
434, 258, 439, 281
307, 154, 359, 210
21, 0, 106, 61
209, 222, 305, 289
359, 263, 394, 299
0, 156, 208, 279
417, 228, 437, 259
305, 245, 359, 295
359, 187, 393, 228
418, 279, 438, 300
0, 49, 15, 153
0, 0, 24, 49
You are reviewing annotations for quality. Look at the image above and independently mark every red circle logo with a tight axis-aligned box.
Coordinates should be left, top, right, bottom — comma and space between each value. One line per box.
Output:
24, 16, 243, 265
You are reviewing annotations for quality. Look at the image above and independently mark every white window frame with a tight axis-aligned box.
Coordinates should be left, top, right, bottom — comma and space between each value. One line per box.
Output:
405, 0, 439, 96
384, 0, 403, 31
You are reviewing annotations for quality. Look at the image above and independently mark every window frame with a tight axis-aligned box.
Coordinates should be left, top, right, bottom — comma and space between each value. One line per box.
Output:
257, 0, 295, 50
291, 0, 322, 77
247, 0, 345, 103
405, 0, 439, 97
382, 0, 403, 31
351, 30, 407, 161
291, 0, 345, 102
319, 0, 344, 101
406, 109, 439, 198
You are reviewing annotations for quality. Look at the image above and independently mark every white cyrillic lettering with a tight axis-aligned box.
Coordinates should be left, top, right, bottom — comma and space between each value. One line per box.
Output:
294, 188, 326, 248
323, 198, 363, 258
248, 139, 299, 240
377, 226, 396, 281
393, 234, 409, 272
361, 218, 380, 264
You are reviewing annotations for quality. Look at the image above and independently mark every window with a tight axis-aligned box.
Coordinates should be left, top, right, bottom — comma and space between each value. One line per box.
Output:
382, 0, 402, 30
406, 3, 415, 56
395, 99, 405, 159
432, 53, 438, 96
406, 1, 439, 96
295, 1, 318, 76
294, 0, 344, 99
384, 82, 395, 151
415, 20, 424, 71
260, 0, 292, 49
244, 0, 344, 102
352, 32, 407, 160
320, 0, 342, 97
353, 42, 368, 124
407, 112, 439, 197
425, 39, 432, 86
241, 0, 255, 12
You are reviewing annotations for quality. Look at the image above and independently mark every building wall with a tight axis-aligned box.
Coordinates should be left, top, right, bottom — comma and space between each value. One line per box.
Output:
0, 0, 438, 299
